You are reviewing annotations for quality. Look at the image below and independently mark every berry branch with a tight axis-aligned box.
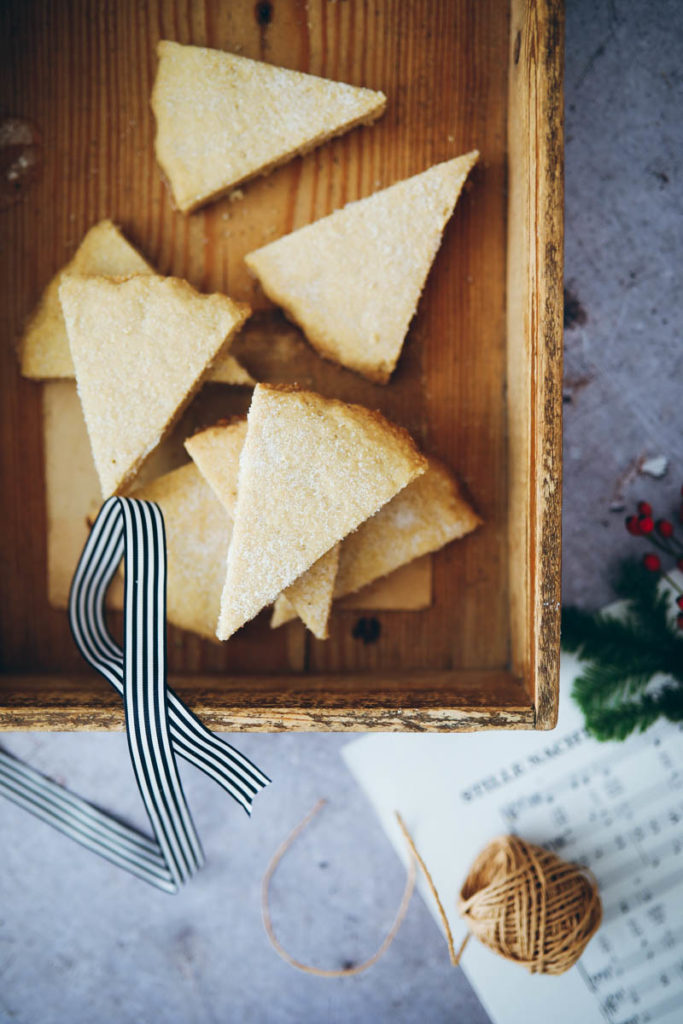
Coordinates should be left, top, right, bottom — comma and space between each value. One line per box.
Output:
562, 485, 683, 741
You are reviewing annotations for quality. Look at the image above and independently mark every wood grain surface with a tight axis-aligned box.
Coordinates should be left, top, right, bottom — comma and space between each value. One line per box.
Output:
507, 0, 564, 728
0, 0, 563, 730
1, 672, 535, 732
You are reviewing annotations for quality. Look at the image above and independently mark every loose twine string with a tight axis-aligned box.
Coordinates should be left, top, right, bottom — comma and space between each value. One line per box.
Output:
262, 800, 417, 977
262, 800, 602, 978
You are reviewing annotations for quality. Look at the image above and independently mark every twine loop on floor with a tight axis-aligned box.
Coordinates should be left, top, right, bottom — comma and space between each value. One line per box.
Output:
262, 799, 417, 977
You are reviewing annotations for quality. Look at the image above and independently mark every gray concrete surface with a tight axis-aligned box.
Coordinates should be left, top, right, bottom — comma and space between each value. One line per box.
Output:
563, 0, 682, 607
1, 731, 483, 1024
2, 1, 682, 1022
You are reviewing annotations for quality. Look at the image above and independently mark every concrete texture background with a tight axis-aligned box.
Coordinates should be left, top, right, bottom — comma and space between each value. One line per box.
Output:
562, 0, 682, 607
1, 1, 682, 1021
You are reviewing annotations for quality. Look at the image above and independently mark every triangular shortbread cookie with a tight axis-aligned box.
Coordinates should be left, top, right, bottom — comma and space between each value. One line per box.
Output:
271, 458, 481, 628
217, 385, 426, 640
19, 220, 151, 379
151, 41, 386, 213
279, 545, 340, 639
184, 419, 248, 518
19, 219, 253, 386
270, 594, 296, 630
333, 457, 481, 598
268, 542, 340, 638
60, 274, 250, 496
185, 418, 340, 639
208, 357, 255, 387
245, 152, 478, 383
132, 463, 231, 640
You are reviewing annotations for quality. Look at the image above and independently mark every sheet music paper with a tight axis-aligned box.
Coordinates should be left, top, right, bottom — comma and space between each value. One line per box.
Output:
344, 654, 683, 1024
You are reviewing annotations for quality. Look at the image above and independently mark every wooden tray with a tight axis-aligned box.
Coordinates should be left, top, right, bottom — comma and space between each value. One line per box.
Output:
0, 0, 563, 732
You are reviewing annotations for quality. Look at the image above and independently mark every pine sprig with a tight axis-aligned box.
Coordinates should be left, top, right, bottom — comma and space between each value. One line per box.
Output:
582, 686, 683, 742
562, 558, 683, 742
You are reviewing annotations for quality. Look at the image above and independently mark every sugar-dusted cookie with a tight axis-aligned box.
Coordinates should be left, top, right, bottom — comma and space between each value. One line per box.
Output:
217, 385, 426, 640
132, 462, 231, 640
19, 219, 253, 386
246, 153, 478, 383
151, 41, 386, 213
60, 274, 250, 496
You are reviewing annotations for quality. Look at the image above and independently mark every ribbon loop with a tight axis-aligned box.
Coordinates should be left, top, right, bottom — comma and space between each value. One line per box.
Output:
69, 498, 270, 815
0, 497, 270, 893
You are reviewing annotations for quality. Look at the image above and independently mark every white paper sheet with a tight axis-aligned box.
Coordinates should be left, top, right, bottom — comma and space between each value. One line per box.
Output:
343, 655, 683, 1024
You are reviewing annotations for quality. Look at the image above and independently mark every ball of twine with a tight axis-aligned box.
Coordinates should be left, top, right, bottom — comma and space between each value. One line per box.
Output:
457, 835, 602, 975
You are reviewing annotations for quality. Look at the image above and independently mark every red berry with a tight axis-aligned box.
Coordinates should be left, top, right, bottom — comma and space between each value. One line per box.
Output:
639, 516, 655, 534
678, 614, 683, 631
657, 519, 674, 538
677, 595, 683, 610
643, 553, 661, 572
638, 501, 653, 517
678, 558, 683, 572
625, 515, 641, 535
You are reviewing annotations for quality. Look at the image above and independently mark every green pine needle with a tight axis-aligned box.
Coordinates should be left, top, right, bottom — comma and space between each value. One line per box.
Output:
562, 558, 683, 741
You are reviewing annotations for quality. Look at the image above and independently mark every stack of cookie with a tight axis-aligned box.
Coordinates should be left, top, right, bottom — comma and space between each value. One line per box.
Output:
18, 41, 481, 642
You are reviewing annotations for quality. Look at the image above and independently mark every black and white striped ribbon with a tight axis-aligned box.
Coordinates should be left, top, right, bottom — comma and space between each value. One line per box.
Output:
0, 497, 270, 893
